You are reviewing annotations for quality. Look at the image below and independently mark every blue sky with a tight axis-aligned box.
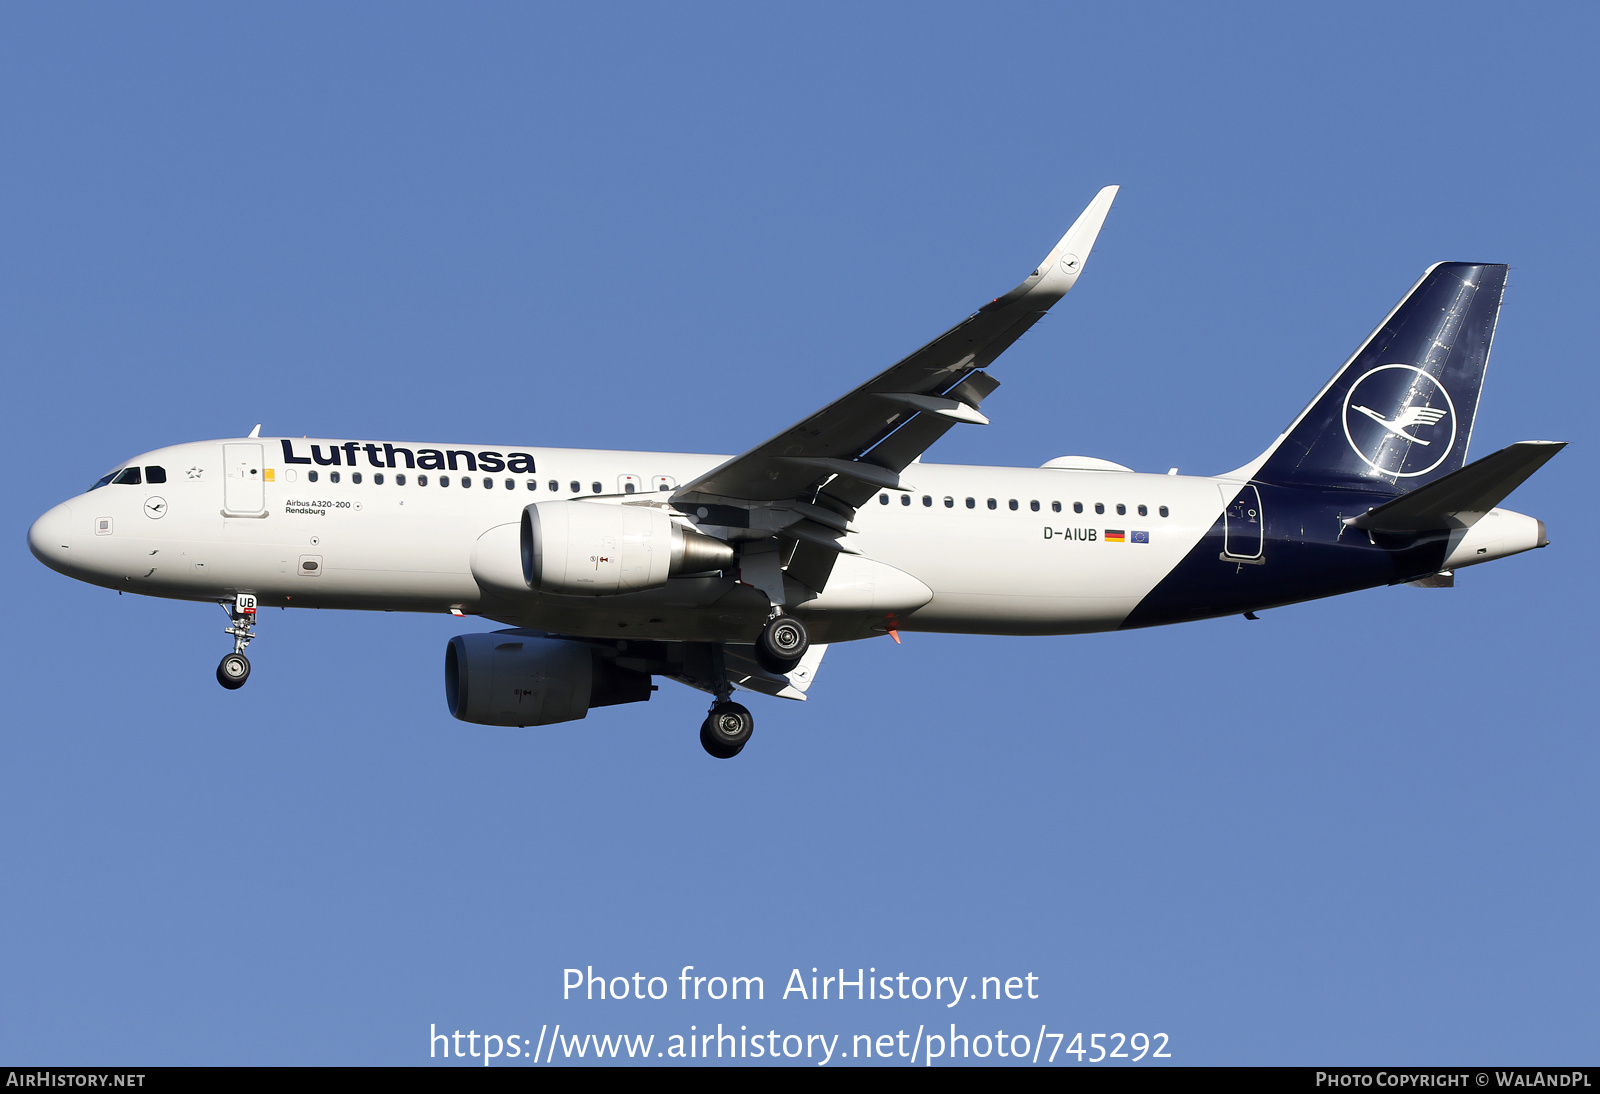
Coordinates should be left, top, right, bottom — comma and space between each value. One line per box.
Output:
3, 3, 1595, 1066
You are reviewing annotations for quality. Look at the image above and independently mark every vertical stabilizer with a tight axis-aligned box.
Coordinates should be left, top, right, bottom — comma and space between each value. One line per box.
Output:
1251, 263, 1508, 492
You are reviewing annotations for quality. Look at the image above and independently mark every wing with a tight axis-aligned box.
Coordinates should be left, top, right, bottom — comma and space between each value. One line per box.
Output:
672, 186, 1119, 594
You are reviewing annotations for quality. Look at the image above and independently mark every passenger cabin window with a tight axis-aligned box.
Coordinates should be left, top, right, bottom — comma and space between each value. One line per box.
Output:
1116, 503, 1125, 515
374, 473, 385, 485
418, 475, 429, 486
397, 474, 407, 485
624, 482, 635, 493
330, 471, 340, 483
1073, 502, 1083, 514
308, 470, 319, 483
1159, 506, 1170, 518
145, 466, 167, 484
441, 476, 451, 487
1051, 501, 1061, 513
944, 497, 954, 508
1094, 503, 1105, 515
1029, 500, 1039, 511
504, 479, 513, 490
113, 467, 142, 485
1137, 504, 1147, 516
591, 481, 602, 494
351, 472, 362, 484
1009, 499, 1019, 511
986, 498, 997, 510
460, 476, 470, 488
879, 494, 889, 505
966, 497, 975, 509
901, 494, 910, 506
548, 480, 558, 492
526, 480, 536, 491
569, 481, 580, 493
923, 495, 932, 507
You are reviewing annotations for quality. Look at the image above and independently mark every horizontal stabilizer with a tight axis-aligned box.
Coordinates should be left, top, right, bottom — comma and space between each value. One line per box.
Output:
1344, 440, 1565, 532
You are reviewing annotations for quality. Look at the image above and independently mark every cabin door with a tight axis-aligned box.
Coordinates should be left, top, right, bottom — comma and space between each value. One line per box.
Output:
1220, 484, 1263, 560
222, 443, 266, 515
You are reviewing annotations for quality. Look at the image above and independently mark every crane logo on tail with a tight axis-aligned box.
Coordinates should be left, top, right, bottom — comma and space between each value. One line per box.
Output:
1341, 364, 1457, 479
1351, 403, 1449, 444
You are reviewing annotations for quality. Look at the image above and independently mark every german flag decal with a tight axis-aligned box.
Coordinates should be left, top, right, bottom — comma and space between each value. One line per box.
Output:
1104, 529, 1125, 543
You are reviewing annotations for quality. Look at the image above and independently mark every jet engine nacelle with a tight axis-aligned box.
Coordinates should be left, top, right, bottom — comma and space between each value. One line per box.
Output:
521, 500, 732, 596
444, 632, 653, 727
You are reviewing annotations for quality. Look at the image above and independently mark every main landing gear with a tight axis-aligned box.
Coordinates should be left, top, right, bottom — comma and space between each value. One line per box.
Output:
700, 699, 754, 760
754, 613, 809, 674
695, 614, 808, 759
216, 594, 257, 690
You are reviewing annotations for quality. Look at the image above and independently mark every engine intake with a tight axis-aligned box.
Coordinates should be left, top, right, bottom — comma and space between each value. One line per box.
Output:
521, 501, 732, 596
445, 633, 653, 727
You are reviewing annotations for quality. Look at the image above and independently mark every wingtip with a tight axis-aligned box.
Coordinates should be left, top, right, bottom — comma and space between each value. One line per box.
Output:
1035, 185, 1119, 288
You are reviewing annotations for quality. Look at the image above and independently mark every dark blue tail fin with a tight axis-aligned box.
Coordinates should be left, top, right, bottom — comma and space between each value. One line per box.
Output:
1252, 263, 1508, 492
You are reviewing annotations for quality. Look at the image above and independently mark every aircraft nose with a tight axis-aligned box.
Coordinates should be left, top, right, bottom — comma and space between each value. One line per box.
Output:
28, 502, 74, 573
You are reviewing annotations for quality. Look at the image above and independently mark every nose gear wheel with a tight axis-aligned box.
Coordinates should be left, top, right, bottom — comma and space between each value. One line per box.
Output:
217, 652, 251, 689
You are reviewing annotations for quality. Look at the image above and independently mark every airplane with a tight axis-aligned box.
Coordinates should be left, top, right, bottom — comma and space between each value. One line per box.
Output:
28, 186, 1565, 759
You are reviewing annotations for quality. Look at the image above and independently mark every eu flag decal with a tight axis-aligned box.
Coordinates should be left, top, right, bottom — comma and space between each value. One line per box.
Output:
1131, 530, 1149, 544
1104, 529, 1126, 543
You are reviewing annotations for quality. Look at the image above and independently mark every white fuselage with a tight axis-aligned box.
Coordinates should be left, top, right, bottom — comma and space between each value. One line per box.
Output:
30, 436, 1544, 648
30, 436, 1233, 644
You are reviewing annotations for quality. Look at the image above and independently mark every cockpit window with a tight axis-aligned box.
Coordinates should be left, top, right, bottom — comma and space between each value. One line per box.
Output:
145, 466, 167, 484
113, 467, 142, 486
90, 470, 120, 491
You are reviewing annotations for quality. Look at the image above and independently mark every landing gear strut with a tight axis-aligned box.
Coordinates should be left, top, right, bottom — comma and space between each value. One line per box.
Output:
700, 699, 754, 759
755, 614, 809, 674
216, 594, 257, 690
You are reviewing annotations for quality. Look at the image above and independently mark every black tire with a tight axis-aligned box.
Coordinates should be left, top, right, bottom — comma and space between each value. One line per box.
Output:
755, 615, 809, 674
701, 700, 753, 757
699, 719, 744, 759
217, 652, 251, 690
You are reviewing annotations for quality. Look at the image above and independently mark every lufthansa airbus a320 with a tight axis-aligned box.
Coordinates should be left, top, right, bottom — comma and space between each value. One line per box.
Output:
29, 187, 1563, 757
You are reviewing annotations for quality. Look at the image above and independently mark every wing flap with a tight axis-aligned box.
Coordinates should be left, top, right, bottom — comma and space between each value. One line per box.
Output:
723, 643, 829, 701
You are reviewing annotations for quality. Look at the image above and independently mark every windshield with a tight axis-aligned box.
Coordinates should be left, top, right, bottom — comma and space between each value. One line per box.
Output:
88, 465, 165, 491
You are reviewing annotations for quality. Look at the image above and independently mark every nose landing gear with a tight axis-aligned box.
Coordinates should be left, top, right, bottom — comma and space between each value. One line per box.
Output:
216, 594, 257, 690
